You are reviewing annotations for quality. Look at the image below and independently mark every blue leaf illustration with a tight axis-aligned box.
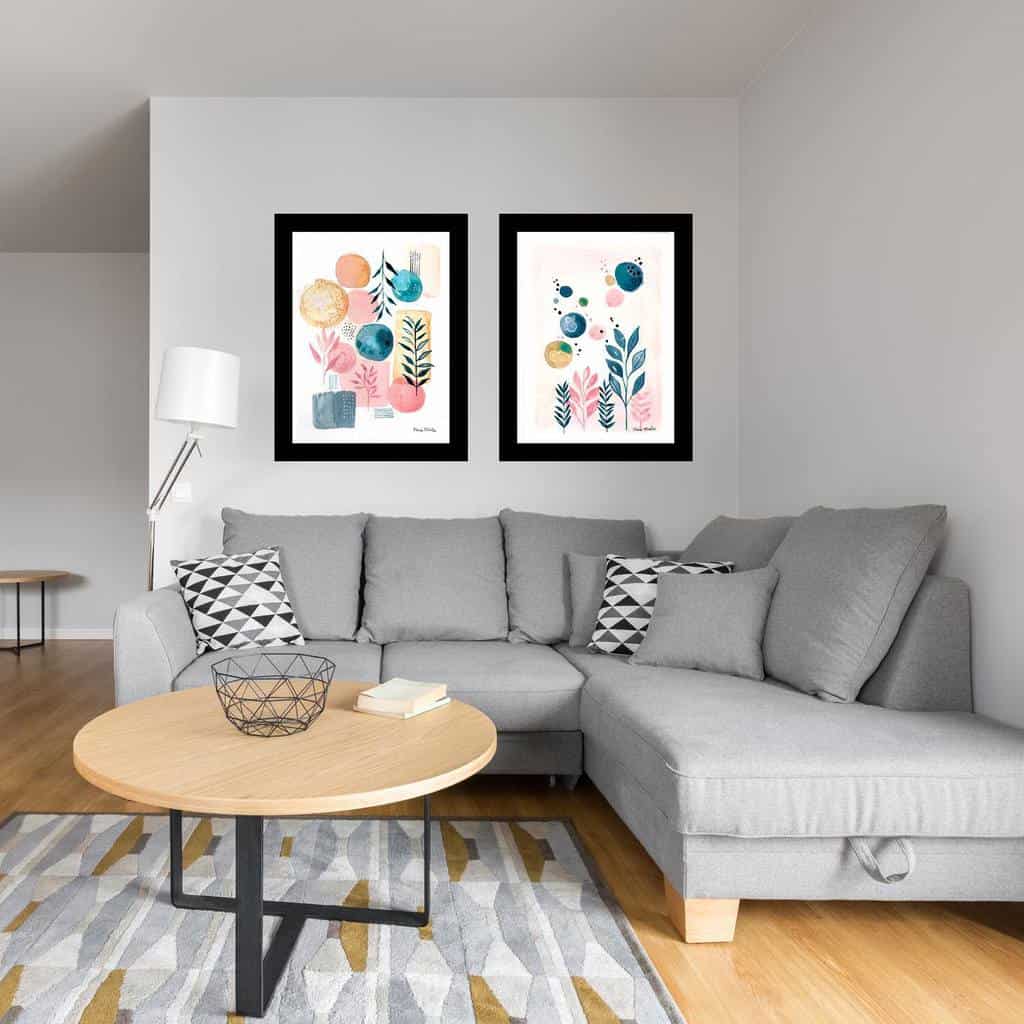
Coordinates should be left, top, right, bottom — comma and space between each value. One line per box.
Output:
605, 344, 622, 362
608, 375, 624, 401
606, 359, 623, 379
554, 381, 572, 431
631, 349, 646, 373
613, 328, 626, 349
631, 372, 646, 397
627, 327, 640, 354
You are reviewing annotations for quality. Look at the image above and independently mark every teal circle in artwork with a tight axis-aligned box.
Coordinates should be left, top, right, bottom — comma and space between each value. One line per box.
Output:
355, 323, 394, 361
559, 285, 573, 297
578, 296, 589, 307
614, 261, 644, 292
392, 269, 423, 302
560, 312, 586, 338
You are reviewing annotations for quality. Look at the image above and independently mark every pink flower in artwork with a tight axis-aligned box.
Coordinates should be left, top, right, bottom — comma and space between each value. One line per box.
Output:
631, 389, 653, 429
310, 328, 357, 385
351, 362, 380, 406
568, 366, 600, 429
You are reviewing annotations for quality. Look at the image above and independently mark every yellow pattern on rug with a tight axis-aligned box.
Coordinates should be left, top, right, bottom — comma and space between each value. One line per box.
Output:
441, 820, 469, 881
572, 977, 621, 1023
3, 900, 40, 932
80, 969, 125, 1024
0, 965, 24, 1017
182, 817, 213, 871
468, 975, 511, 1023
340, 879, 369, 972
91, 816, 143, 876
510, 822, 546, 882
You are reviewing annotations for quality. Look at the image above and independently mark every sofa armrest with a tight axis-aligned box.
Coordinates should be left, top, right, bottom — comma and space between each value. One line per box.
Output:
113, 587, 197, 705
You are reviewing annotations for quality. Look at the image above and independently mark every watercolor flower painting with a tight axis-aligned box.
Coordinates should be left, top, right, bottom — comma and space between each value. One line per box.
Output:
498, 214, 692, 462
275, 214, 467, 462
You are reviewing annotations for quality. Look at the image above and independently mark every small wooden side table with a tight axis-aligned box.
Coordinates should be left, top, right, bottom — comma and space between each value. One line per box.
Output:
0, 570, 70, 655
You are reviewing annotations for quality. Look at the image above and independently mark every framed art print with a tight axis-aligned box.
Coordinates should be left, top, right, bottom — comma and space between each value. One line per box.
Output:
275, 213, 468, 461
498, 213, 692, 461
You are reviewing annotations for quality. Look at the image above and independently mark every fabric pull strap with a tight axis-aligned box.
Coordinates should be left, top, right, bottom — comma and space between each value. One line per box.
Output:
848, 837, 916, 884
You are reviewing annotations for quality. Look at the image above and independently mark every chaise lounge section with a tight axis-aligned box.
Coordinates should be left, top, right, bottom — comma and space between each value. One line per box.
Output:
113, 507, 1024, 943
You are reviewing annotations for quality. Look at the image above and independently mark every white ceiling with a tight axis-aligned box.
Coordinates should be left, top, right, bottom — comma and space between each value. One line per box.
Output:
0, 0, 822, 252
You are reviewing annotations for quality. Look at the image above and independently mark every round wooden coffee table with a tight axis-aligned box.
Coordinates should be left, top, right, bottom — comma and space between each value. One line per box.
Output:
73, 681, 496, 1018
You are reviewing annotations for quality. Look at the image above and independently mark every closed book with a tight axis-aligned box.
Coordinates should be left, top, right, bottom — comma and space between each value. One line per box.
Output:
354, 696, 451, 720
357, 678, 447, 714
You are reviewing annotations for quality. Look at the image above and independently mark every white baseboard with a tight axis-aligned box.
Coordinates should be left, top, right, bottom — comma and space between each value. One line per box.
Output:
0, 627, 112, 640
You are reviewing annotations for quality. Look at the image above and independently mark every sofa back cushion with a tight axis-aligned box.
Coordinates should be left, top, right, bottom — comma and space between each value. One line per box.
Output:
222, 508, 367, 640
763, 505, 947, 702
358, 516, 508, 642
679, 514, 794, 571
858, 574, 972, 712
500, 509, 647, 644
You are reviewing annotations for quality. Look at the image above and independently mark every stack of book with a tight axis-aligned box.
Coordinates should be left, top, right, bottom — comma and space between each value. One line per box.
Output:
354, 678, 450, 719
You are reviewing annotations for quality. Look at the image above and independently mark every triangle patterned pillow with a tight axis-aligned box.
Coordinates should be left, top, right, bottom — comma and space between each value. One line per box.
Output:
588, 554, 733, 656
171, 547, 305, 654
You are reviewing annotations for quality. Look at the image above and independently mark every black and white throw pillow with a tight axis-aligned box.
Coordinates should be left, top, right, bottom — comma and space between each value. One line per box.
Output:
171, 547, 305, 654
588, 555, 733, 656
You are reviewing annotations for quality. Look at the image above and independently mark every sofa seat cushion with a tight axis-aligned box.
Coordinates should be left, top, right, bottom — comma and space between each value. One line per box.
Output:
174, 641, 382, 691
382, 641, 584, 731
560, 646, 1024, 838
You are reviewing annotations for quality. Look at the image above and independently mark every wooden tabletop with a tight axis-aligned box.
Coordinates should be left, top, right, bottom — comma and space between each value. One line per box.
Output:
0, 570, 70, 584
73, 681, 496, 816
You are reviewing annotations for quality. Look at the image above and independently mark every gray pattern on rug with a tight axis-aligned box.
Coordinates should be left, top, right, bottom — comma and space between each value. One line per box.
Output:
0, 814, 684, 1022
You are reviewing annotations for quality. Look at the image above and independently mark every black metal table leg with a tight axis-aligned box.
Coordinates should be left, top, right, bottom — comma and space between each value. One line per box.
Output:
235, 815, 265, 1018
168, 797, 432, 1018
1, 580, 47, 656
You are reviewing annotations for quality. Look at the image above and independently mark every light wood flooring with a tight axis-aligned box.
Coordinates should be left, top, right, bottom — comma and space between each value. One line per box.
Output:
1, 641, 1022, 1022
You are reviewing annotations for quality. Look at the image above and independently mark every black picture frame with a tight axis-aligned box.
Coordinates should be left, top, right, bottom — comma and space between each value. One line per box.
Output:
275, 213, 468, 462
498, 213, 692, 462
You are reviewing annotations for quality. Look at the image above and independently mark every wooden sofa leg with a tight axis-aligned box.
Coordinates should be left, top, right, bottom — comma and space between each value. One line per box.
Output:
664, 878, 739, 943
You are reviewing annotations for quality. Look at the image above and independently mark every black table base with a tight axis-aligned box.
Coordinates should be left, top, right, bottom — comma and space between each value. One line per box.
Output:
169, 799, 432, 1018
0, 580, 46, 655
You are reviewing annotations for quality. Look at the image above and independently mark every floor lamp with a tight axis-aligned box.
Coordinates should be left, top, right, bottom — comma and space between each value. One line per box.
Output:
148, 347, 240, 590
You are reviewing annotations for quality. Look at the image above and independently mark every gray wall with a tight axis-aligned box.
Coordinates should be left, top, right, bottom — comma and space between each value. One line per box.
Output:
0, 254, 148, 636
149, 98, 740, 584
739, 1, 1024, 726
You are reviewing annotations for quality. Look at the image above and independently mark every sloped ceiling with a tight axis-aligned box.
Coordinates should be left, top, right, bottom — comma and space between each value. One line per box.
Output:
0, 0, 822, 251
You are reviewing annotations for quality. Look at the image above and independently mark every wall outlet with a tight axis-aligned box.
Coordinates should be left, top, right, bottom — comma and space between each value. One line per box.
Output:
172, 482, 193, 503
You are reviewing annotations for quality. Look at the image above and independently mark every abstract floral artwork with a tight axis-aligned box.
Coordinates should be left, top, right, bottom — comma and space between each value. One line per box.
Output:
498, 214, 692, 461
275, 214, 467, 461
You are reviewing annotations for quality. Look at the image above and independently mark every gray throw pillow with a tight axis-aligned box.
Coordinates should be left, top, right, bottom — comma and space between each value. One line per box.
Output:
680, 514, 795, 571
222, 508, 367, 640
500, 509, 647, 644
763, 505, 947, 702
589, 555, 733, 656
567, 553, 607, 647
630, 567, 779, 680
358, 516, 508, 642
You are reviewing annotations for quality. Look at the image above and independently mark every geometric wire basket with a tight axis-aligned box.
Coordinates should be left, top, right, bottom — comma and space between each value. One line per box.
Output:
211, 652, 336, 737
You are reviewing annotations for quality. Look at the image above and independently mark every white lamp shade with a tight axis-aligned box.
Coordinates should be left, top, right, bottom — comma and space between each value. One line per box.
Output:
155, 346, 240, 428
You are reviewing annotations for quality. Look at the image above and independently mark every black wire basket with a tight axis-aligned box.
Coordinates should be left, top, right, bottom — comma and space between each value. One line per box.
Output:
211, 652, 335, 737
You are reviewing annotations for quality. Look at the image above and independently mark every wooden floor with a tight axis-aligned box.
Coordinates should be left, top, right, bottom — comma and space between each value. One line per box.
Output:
2, 642, 1022, 1023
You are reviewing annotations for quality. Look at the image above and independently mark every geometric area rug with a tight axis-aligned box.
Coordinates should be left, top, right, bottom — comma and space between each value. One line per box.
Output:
0, 814, 685, 1022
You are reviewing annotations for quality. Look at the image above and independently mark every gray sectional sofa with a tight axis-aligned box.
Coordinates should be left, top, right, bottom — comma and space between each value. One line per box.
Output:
113, 506, 1024, 943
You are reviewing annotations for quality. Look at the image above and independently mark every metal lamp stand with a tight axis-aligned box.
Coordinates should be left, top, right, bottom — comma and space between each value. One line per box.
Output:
147, 424, 203, 591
